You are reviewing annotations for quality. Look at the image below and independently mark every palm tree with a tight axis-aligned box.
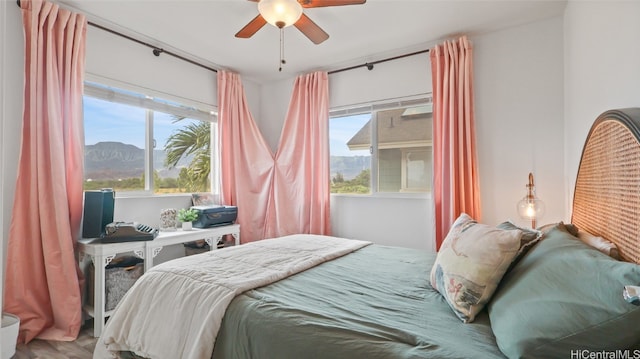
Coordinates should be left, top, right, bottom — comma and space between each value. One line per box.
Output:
164, 118, 211, 192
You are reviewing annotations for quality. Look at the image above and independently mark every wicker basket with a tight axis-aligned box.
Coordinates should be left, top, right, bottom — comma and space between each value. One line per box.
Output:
184, 240, 210, 256
88, 256, 144, 312
184, 235, 234, 256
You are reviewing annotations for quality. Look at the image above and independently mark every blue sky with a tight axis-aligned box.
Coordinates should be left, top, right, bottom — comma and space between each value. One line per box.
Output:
84, 96, 198, 149
329, 113, 371, 157
85, 95, 371, 156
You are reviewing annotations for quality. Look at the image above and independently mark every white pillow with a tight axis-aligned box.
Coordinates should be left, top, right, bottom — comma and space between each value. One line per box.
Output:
577, 230, 620, 259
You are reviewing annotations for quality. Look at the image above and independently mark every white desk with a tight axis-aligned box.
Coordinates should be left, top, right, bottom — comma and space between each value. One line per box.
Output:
144, 225, 239, 271
78, 224, 240, 337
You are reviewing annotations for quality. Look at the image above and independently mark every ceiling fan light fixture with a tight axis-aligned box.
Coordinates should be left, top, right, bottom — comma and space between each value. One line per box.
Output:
258, 0, 303, 28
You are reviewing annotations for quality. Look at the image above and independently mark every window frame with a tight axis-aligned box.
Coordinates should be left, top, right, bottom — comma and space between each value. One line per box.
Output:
83, 76, 219, 198
329, 95, 433, 199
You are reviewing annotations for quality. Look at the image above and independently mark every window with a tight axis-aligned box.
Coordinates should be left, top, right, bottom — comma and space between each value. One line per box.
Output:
329, 101, 432, 195
83, 82, 216, 195
329, 113, 371, 194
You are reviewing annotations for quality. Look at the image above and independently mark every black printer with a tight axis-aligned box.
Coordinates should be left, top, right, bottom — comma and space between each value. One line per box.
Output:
191, 205, 237, 228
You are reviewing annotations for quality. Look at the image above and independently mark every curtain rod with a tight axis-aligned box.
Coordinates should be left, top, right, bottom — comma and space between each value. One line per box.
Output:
16, 0, 218, 73
15, 0, 427, 77
328, 49, 430, 75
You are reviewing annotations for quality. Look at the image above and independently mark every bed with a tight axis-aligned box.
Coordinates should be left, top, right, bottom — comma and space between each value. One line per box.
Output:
94, 108, 640, 359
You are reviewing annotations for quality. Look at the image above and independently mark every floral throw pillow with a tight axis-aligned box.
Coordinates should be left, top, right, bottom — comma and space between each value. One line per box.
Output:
430, 213, 523, 323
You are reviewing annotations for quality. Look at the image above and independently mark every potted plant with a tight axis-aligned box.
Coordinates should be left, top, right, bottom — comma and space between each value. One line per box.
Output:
177, 208, 199, 231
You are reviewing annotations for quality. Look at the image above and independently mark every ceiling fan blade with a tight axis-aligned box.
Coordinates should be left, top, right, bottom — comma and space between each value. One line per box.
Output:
301, 0, 366, 8
235, 14, 267, 38
294, 13, 329, 44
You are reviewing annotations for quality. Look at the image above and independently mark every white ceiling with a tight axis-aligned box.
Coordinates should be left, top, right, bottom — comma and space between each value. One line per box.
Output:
62, 0, 567, 84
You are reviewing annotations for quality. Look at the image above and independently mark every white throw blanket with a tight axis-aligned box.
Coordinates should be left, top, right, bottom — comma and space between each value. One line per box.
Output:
93, 234, 371, 359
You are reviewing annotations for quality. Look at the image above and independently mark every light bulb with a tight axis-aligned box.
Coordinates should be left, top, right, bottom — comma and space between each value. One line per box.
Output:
517, 197, 545, 218
525, 203, 536, 218
516, 173, 545, 228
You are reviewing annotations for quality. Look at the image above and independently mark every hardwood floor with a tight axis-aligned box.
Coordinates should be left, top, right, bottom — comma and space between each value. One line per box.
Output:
12, 322, 97, 359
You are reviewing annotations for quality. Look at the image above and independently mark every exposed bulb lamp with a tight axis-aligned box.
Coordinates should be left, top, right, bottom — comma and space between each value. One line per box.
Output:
517, 172, 545, 228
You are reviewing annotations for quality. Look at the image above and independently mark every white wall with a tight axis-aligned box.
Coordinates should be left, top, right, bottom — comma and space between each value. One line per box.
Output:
113, 195, 194, 264
563, 1, 640, 219
85, 26, 216, 109
330, 195, 432, 250
2, 0, 25, 304
256, 77, 293, 153
473, 16, 565, 228
85, 21, 263, 126
329, 53, 431, 110
1, 0, 8, 315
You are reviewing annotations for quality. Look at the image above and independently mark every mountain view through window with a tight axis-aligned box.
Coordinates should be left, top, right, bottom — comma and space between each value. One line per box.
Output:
83, 84, 213, 194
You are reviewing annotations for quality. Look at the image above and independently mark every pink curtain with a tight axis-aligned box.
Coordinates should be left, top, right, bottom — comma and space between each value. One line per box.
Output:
3, 0, 86, 343
218, 71, 275, 243
431, 36, 481, 250
265, 72, 330, 237
218, 71, 330, 242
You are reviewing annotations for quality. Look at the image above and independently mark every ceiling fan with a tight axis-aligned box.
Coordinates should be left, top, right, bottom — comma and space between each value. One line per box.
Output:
235, 0, 367, 45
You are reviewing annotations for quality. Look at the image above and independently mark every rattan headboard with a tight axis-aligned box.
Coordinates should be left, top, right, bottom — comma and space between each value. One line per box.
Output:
572, 108, 640, 264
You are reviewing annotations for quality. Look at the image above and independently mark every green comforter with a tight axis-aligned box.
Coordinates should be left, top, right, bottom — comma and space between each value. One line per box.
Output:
212, 244, 505, 359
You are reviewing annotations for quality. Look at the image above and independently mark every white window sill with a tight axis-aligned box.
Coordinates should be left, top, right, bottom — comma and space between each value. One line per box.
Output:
114, 192, 196, 199
331, 192, 431, 200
